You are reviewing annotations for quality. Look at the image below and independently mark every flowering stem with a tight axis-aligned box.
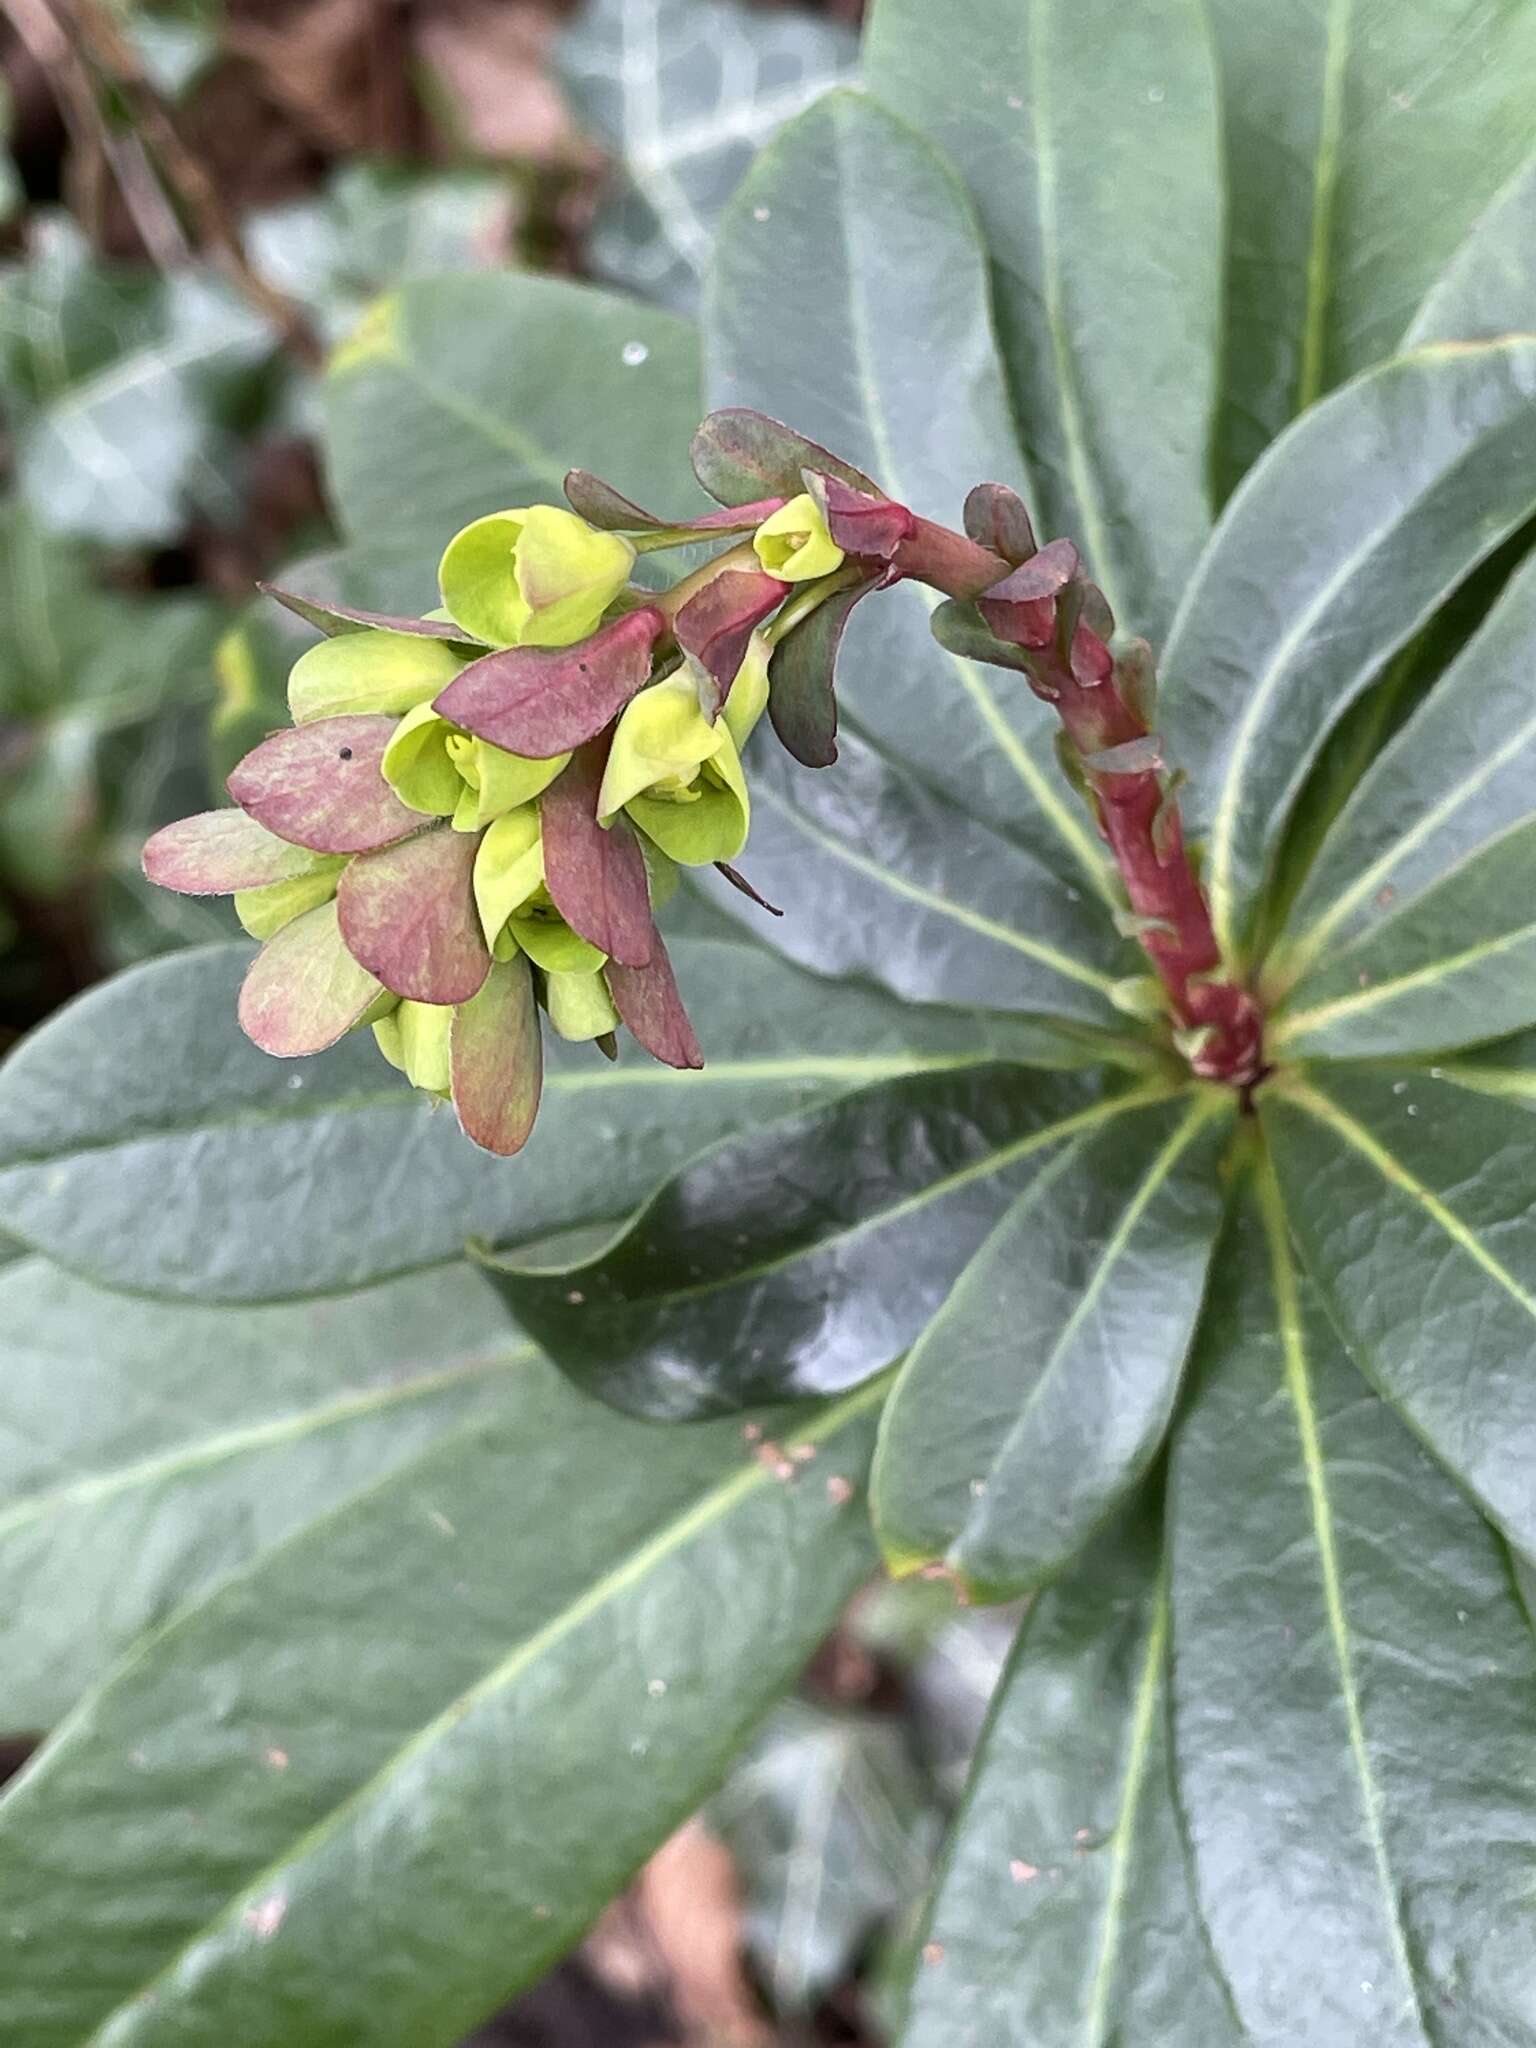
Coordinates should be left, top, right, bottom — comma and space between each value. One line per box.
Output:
894, 520, 1264, 1088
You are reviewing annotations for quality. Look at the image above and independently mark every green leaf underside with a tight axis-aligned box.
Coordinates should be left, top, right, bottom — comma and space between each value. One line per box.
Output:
476, 1070, 1161, 1421
898, 1503, 1237, 2048
705, 88, 1113, 902
558, 0, 856, 312
872, 1090, 1230, 1598
1161, 339, 1536, 963
0, 1258, 532, 1732
1274, 546, 1536, 1001
711, 732, 1132, 1032
1207, 0, 1536, 491
0, 1366, 886, 2048
1406, 151, 1536, 349
0, 940, 1034, 1304
864, 0, 1221, 643
323, 273, 706, 559
1263, 1069, 1536, 1557
1170, 1162, 1536, 2045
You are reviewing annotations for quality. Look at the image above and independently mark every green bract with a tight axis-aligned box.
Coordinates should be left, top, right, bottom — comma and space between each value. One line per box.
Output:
438, 504, 637, 647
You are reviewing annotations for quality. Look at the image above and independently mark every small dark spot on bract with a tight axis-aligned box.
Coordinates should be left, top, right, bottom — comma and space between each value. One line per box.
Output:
339, 746, 353, 760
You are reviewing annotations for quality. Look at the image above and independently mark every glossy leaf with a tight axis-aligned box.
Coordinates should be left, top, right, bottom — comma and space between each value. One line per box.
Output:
0, 1364, 886, 2048
0, 939, 1042, 1302
898, 1504, 1237, 2048
324, 274, 705, 556
865, 0, 1221, 639
700, 732, 1132, 1036
872, 1091, 1229, 1599
1206, 3, 1536, 488
710, 1700, 938, 2016
476, 1071, 1157, 1420
1263, 1069, 1536, 1556
0, 1257, 531, 1731
705, 89, 1116, 908
1405, 152, 1536, 348
559, 0, 856, 312
1274, 549, 1536, 997
1170, 1166, 1536, 2044
1161, 339, 1536, 963
1271, 818, 1536, 1059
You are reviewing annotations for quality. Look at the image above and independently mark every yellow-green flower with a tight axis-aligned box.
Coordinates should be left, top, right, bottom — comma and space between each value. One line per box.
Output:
382, 703, 569, 828
233, 857, 347, 940
597, 672, 750, 866
752, 492, 844, 584
722, 631, 771, 751
372, 998, 453, 1095
546, 966, 619, 1041
287, 630, 466, 724
439, 505, 636, 649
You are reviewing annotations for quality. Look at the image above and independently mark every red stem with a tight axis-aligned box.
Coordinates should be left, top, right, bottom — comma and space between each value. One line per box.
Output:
890, 519, 1264, 1087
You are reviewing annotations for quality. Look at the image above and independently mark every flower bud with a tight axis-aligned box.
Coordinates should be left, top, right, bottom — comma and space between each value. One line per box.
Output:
721, 632, 771, 751
372, 998, 454, 1096
439, 505, 636, 649
546, 966, 620, 1042
288, 630, 466, 724
381, 702, 568, 827
752, 492, 844, 584
234, 860, 346, 940
597, 673, 750, 866
473, 804, 546, 955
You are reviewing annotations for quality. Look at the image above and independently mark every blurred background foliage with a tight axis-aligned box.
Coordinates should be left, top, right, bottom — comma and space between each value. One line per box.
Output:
0, 3, 1007, 2042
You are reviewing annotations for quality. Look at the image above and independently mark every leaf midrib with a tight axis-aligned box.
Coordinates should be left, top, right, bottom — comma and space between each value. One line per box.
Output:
0, 1051, 987, 1174
0, 1340, 538, 1542
959, 1093, 1222, 1566
74, 1369, 892, 2048
1255, 1153, 1433, 2041
822, 91, 1115, 904
558, 1084, 1172, 1317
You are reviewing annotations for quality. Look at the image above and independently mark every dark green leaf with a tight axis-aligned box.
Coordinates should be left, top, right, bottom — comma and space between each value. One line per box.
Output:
710, 1700, 939, 2015
323, 273, 705, 558
1271, 818, 1536, 1059
1275, 548, 1536, 999
705, 88, 1117, 906
872, 1090, 1230, 1599
864, 0, 1221, 641
1170, 1162, 1536, 2044
0, 1256, 531, 1731
0, 938, 1041, 1303
1161, 339, 1536, 964
0, 1364, 886, 2048
559, 0, 856, 313
709, 731, 1135, 1033
477, 1071, 1164, 1420
1263, 1068, 1536, 1556
897, 1504, 1237, 2047
1208, 5, 1536, 488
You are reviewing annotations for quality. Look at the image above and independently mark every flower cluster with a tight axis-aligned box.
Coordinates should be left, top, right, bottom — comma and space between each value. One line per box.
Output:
145, 406, 1264, 1149
143, 429, 882, 1153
